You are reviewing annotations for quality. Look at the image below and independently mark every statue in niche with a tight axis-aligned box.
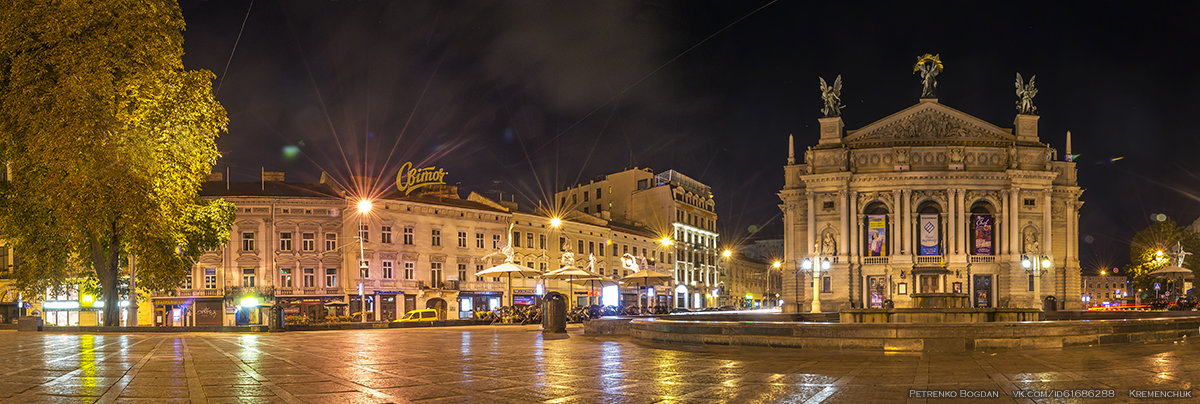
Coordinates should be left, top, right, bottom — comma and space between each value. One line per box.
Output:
1022, 227, 1040, 255
913, 54, 943, 98
560, 237, 575, 267
819, 75, 844, 117
821, 232, 838, 256
1015, 73, 1038, 115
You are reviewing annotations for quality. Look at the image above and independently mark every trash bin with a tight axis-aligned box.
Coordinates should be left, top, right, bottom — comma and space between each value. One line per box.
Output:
542, 292, 567, 335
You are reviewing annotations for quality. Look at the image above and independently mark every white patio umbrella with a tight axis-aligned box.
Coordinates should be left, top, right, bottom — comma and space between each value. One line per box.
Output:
621, 269, 673, 311
542, 266, 603, 309
1149, 266, 1194, 297
475, 261, 542, 306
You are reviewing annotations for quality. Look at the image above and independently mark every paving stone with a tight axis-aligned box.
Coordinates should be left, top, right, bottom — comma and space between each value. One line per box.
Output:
0, 326, 1193, 402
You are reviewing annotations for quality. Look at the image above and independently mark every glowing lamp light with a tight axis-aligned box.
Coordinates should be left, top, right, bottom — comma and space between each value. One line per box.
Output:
239, 296, 259, 308
660, 237, 674, 247
356, 199, 373, 214
1021, 256, 1032, 269
801, 258, 813, 270
722, 249, 732, 258
550, 217, 562, 228
80, 294, 95, 308
1100, 270, 1106, 276
646, 287, 656, 298
772, 261, 782, 269
1041, 258, 1052, 269
535, 283, 545, 296
821, 258, 831, 270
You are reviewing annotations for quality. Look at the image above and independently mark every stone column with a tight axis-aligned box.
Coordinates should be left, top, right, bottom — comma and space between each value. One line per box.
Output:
902, 189, 912, 255
1010, 187, 1020, 256
999, 190, 1009, 255
840, 189, 850, 260
892, 191, 901, 256
807, 192, 816, 256
1043, 190, 1052, 258
946, 188, 955, 256
956, 189, 966, 255
849, 192, 858, 259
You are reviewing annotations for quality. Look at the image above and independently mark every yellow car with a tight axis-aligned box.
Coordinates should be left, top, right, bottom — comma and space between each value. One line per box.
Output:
395, 309, 439, 323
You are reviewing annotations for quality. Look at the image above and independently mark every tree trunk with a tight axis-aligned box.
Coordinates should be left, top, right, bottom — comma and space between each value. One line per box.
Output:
93, 223, 123, 327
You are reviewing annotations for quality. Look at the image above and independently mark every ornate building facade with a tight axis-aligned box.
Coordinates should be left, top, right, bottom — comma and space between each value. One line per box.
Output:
780, 67, 1082, 313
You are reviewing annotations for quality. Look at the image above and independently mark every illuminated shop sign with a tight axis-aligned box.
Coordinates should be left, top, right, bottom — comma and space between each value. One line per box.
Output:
396, 161, 448, 195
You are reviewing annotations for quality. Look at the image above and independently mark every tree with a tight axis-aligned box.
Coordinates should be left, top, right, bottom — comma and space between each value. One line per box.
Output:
0, 0, 235, 325
1126, 219, 1200, 299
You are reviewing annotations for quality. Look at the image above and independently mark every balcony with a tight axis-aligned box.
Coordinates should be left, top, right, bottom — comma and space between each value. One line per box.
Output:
150, 289, 222, 297
863, 257, 889, 265
968, 255, 996, 263
915, 256, 943, 265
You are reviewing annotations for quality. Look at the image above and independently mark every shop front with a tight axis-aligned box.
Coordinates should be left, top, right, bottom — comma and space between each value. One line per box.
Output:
278, 296, 344, 323
458, 291, 501, 319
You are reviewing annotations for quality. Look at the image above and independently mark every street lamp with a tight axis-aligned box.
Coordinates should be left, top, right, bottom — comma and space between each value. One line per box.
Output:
660, 237, 674, 247
800, 246, 832, 313
1021, 254, 1052, 309
550, 217, 562, 228
357, 199, 372, 323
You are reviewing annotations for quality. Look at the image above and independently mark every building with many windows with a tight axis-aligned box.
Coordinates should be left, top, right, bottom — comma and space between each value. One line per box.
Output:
555, 168, 721, 308
780, 86, 1082, 312
1081, 275, 1128, 306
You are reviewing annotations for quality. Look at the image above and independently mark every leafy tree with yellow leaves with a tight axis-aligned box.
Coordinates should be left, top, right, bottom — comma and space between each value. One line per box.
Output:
0, 0, 234, 325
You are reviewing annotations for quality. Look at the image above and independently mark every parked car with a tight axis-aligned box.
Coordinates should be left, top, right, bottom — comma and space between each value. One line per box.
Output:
698, 307, 721, 312
718, 305, 737, 311
395, 309, 439, 323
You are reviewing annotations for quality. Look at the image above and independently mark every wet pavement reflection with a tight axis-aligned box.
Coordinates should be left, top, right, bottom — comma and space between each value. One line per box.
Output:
0, 326, 1194, 402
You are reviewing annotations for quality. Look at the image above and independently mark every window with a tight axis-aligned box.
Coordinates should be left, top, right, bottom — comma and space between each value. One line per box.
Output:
560, 237, 566, 251
476, 233, 484, 248
1028, 274, 1035, 291
280, 268, 293, 288
303, 268, 315, 288
302, 233, 315, 251
583, 192, 589, 202
588, 241, 595, 254
572, 194, 578, 204
241, 232, 255, 251
360, 260, 369, 279
432, 229, 442, 246
279, 232, 292, 251
403, 226, 414, 245
325, 233, 337, 251
583, 207, 589, 214
431, 262, 443, 286
182, 272, 193, 289
513, 231, 521, 247
599, 243, 605, 256
1024, 198, 1036, 207
540, 234, 547, 249
204, 268, 216, 289
526, 233, 533, 249
822, 276, 831, 293
457, 263, 467, 281
404, 262, 415, 280
578, 240, 584, 254
381, 225, 393, 244
325, 268, 337, 288
475, 264, 485, 281
382, 261, 394, 279
242, 268, 256, 287
595, 188, 601, 199
638, 179, 648, 189
458, 231, 467, 248
359, 224, 369, 243
493, 234, 501, 248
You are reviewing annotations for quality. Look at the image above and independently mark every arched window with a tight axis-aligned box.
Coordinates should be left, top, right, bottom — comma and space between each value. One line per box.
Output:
915, 201, 943, 256
968, 201, 997, 255
862, 202, 889, 257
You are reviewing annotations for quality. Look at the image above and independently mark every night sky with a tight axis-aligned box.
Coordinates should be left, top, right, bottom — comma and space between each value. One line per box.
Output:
179, 1, 1200, 273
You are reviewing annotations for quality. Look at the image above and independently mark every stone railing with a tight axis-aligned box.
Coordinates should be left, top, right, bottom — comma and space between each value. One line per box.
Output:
282, 287, 342, 296
968, 255, 996, 263
863, 257, 889, 265
456, 280, 505, 291
915, 256, 943, 265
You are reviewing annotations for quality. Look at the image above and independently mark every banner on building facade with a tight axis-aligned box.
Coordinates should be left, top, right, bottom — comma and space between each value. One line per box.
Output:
867, 215, 887, 256
919, 214, 939, 256
972, 214, 993, 255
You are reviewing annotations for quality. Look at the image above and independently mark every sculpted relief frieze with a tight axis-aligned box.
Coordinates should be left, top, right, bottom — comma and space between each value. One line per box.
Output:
910, 190, 946, 207
964, 190, 1002, 208
854, 108, 995, 143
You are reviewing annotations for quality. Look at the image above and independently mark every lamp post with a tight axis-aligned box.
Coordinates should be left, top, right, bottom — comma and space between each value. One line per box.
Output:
357, 199, 372, 323
801, 244, 832, 313
1021, 254, 1052, 309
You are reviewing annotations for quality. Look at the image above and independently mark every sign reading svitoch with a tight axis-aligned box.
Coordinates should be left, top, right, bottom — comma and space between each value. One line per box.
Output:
396, 161, 448, 195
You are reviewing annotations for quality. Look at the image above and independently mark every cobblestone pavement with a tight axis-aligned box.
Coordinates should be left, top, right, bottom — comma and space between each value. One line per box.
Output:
0, 326, 1195, 403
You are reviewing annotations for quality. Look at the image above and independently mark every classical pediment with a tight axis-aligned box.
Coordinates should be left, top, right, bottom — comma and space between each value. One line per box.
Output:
843, 101, 1014, 146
